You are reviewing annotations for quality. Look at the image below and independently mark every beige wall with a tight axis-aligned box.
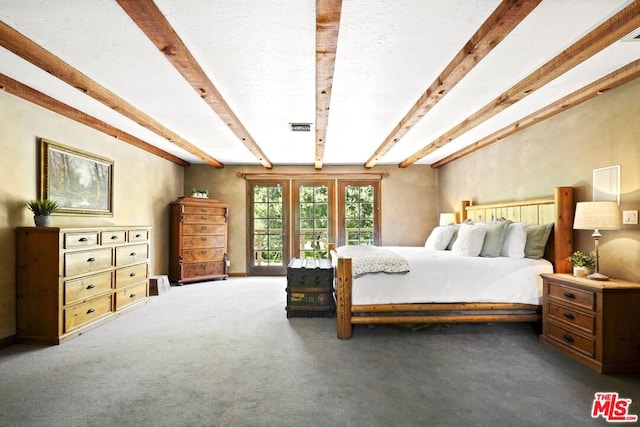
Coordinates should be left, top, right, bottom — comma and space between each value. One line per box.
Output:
0, 91, 184, 341
184, 164, 438, 274
438, 77, 640, 282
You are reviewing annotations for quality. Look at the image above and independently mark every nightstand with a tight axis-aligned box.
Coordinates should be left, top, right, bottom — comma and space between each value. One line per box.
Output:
540, 273, 640, 374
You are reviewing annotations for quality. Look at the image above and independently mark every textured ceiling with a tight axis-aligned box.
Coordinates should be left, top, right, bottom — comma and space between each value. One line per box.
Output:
1, 0, 639, 167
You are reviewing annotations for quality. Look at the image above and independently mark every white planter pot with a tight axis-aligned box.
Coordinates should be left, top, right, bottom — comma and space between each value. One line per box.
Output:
573, 266, 592, 278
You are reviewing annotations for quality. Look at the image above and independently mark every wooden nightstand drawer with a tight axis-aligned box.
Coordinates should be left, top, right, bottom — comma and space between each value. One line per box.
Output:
547, 302, 595, 334
547, 322, 595, 358
547, 282, 594, 311
64, 271, 113, 305
128, 229, 149, 242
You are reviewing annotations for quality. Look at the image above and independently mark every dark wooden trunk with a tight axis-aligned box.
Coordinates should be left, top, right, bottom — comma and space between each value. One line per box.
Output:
286, 258, 335, 318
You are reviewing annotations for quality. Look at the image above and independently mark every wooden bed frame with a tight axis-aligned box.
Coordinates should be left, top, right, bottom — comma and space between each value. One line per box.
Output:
329, 187, 574, 339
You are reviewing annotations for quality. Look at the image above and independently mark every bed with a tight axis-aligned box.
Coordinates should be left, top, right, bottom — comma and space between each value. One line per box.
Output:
329, 187, 574, 339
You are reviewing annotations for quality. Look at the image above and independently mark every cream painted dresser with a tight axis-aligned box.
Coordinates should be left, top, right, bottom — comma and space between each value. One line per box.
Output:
16, 226, 151, 344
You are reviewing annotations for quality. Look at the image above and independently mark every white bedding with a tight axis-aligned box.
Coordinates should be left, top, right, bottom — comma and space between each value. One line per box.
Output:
346, 246, 553, 306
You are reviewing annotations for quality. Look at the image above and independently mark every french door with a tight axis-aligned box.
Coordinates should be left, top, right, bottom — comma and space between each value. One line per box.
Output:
247, 178, 380, 275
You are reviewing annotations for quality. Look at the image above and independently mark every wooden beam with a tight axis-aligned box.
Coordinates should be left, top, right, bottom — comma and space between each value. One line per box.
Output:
431, 59, 640, 168
399, 0, 640, 168
0, 21, 222, 168
0, 74, 190, 166
116, 0, 272, 169
364, 0, 542, 168
315, 0, 343, 170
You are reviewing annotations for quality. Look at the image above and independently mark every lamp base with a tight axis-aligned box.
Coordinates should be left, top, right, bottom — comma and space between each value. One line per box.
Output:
587, 272, 610, 281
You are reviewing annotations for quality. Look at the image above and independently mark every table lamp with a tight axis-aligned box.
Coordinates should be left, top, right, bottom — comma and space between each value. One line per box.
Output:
573, 201, 621, 280
439, 213, 457, 226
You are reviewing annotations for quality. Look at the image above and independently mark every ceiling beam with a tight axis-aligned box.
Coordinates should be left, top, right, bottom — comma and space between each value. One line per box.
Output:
0, 21, 222, 168
0, 73, 190, 166
399, 0, 640, 168
315, 0, 342, 170
364, 0, 542, 168
116, 0, 272, 169
431, 59, 640, 168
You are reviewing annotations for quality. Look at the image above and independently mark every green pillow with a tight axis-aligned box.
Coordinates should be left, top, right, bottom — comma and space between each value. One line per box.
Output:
480, 220, 511, 257
524, 223, 553, 259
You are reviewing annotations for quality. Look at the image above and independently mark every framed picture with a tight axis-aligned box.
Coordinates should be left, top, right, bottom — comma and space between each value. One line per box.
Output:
39, 138, 113, 216
593, 165, 620, 205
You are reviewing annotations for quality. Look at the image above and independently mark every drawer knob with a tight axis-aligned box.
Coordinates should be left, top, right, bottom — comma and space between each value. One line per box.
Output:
130, 252, 136, 257
87, 257, 96, 263
86, 284, 95, 290
135, 234, 142, 238
130, 293, 136, 298
563, 292, 576, 299
129, 272, 136, 277
111, 235, 118, 240
86, 308, 95, 314
79, 237, 88, 242
563, 312, 575, 320
562, 334, 575, 343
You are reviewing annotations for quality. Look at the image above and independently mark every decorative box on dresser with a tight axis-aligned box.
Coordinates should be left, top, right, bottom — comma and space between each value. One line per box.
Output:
16, 226, 151, 345
540, 273, 640, 374
169, 197, 229, 284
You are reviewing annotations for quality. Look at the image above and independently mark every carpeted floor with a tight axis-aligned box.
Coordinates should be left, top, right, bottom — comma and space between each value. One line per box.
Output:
1, 276, 638, 427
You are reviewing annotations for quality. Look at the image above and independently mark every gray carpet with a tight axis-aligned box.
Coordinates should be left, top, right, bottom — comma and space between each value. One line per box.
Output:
0, 276, 638, 427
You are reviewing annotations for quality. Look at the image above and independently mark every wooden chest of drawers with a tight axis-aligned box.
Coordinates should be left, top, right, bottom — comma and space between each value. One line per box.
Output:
16, 226, 151, 344
169, 197, 229, 284
540, 273, 640, 373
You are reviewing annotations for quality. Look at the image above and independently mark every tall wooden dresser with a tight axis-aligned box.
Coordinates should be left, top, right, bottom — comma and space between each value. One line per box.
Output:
169, 197, 229, 284
16, 226, 151, 344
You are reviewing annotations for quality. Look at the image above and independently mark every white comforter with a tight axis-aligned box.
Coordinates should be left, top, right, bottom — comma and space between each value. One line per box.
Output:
347, 246, 552, 306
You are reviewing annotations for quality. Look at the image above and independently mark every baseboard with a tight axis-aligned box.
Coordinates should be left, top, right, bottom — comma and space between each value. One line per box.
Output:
228, 272, 247, 277
0, 334, 16, 349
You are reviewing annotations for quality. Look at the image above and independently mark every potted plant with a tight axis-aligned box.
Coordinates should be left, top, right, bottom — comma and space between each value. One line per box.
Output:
567, 251, 596, 278
26, 199, 60, 227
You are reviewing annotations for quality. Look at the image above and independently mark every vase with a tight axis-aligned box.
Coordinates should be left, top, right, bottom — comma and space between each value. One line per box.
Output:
573, 266, 590, 278
34, 215, 51, 227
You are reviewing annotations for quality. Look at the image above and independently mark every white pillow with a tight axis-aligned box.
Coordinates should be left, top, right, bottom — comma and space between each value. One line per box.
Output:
500, 223, 528, 258
424, 225, 457, 250
451, 223, 487, 256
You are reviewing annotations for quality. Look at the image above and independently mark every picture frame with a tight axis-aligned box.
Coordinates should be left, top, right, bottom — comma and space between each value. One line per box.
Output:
592, 165, 620, 205
39, 138, 114, 216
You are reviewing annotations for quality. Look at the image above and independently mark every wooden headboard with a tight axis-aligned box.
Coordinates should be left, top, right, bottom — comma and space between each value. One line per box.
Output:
459, 187, 574, 273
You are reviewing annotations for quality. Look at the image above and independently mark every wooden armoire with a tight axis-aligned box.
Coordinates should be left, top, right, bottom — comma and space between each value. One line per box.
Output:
169, 197, 229, 284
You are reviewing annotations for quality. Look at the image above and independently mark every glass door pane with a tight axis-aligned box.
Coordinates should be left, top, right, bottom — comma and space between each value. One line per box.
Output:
294, 181, 334, 259
339, 181, 380, 246
248, 180, 289, 275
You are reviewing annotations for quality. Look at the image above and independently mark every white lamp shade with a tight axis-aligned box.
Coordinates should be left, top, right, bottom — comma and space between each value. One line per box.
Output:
573, 201, 621, 230
439, 213, 457, 226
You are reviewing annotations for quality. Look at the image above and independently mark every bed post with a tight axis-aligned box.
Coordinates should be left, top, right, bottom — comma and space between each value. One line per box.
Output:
335, 257, 353, 339
459, 200, 470, 222
554, 186, 574, 274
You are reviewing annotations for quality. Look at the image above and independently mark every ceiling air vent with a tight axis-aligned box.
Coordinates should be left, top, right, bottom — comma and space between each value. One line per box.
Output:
289, 123, 312, 132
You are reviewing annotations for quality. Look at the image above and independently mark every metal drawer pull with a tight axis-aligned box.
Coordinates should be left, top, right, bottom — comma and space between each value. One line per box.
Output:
563, 312, 575, 320
87, 308, 95, 314
86, 284, 95, 290
563, 292, 576, 299
111, 235, 118, 240
87, 257, 96, 262
130, 252, 136, 257
563, 334, 575, 343
129, 272, 136, 277
130, 293, 136, 298
135, 234, 142, 238
79, 237, 88, 242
